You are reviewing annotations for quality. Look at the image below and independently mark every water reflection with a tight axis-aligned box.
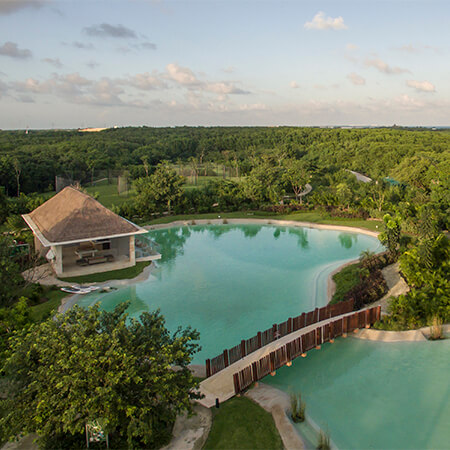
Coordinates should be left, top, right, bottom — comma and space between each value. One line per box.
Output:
151, 227, 191, 265
338, 233, 358, 249
288, 227, 309, 249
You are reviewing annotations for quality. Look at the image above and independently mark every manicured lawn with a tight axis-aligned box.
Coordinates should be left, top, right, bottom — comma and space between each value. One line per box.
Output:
59, 261, 150, 284
30, 288, 69, 322
330, 263, 361, 304
203, 396, 283, 450
84, 183, 135, 207
147, 210, 381, 232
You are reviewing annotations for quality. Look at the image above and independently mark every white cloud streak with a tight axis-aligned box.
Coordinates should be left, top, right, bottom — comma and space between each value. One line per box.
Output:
304, 11, 348, 31
406, 80, 435, 92
364, 58, 410, 74
347, 72, 365, 86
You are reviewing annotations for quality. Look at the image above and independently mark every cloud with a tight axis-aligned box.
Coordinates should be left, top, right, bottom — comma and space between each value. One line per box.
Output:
0, 41, 32, 59
84, 23, 137, 39
346, 43, 358, 51
63, 41, 94, 50
396, 44, 440, 54
347, 72, 365, 86
205, 82, 249, 95
139, 42, 157, 50
42, 57, 63, 68
290, 81, 299, 89
0, 0, 46, 15
86, 60, 100, 69
165, 63, 250, 96
128, 72, 167, 90
304, 11, 347, 31
166, 63, 200, 86
364, 58, 410, 74
406, 80, 435, 92
222, 66, 236, 74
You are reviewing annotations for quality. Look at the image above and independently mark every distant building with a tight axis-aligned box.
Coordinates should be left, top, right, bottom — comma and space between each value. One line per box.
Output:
22, 187, 160, 277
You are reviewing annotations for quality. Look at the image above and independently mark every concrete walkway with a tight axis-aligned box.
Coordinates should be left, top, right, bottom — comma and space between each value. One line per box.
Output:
197, 308, 364, 408
246, 384, 306, 450
162, 404, 212, 450
369, 261, 410, 314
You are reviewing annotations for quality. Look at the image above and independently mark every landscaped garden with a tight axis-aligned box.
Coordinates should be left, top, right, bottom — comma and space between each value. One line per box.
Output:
0, 126, 448, 448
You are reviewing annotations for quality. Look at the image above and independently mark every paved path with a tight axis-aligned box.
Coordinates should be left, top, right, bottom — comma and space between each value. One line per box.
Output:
196, 309, 363, 408
246, 384, 306, 450
369, 262, 410, 314
299, 183, 312, 197
162, 404, 212, 450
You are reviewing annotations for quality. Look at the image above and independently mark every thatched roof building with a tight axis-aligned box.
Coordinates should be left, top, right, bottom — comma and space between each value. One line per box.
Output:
23, 187, 158, 277
23, 186, 145, 246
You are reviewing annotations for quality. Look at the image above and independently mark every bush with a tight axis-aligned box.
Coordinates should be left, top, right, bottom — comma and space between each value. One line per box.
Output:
290, 392, 306, 423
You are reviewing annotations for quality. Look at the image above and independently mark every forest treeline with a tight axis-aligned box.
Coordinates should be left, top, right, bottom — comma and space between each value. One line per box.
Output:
0, 126, 449, 195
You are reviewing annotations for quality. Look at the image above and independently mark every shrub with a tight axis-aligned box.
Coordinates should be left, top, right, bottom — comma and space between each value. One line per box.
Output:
317, 429, 331, 450
290, 392, 306, 423
429, 315, 444, 340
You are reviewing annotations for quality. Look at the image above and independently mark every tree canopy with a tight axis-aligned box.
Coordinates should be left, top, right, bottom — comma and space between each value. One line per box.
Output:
1, 302, 201, 448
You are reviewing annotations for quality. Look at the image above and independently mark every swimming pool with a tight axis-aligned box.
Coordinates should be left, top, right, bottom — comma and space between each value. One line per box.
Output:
263, 337, 450, 449
73, 224, 383, 363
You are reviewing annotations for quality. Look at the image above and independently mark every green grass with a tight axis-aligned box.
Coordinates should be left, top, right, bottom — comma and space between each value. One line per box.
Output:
29, 287, 69, 322
203, 396, 283, 450
84, 183, 135, 207
146, 210, 381, 232
182, 175, 241, 190
330, 263, 361, 304
59, 261, 150, 284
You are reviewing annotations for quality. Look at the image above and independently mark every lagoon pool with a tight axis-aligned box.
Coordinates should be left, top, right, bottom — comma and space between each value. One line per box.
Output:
73, 224, 382, 363
264, 337, 450, 450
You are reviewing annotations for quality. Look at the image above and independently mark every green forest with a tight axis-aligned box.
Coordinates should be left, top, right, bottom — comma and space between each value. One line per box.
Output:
0, 126, 449, 447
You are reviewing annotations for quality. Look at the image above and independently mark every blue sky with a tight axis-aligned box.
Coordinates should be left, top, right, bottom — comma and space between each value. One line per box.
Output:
0, 0, 448, 128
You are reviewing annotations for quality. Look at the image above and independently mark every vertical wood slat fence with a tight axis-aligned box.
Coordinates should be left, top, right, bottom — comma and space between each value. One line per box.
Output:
206, 299, 356, 378
232, 305, 381, 394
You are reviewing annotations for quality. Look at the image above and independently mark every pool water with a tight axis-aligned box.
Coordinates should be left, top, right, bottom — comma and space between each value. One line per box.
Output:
74, 224, 382, 363
263, 337, 450, 450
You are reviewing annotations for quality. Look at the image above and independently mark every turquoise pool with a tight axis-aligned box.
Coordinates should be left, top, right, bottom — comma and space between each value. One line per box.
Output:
264, 337, 450, 450
73, 224, 383, 363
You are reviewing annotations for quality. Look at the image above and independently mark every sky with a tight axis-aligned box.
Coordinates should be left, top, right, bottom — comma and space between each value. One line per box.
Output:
0, 0, 449, 128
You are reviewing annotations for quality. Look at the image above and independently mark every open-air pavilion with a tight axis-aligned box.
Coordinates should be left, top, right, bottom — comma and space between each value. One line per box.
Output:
22, 186, 160, 278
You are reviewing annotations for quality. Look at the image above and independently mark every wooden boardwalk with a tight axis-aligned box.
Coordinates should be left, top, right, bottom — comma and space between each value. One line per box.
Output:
197, 306, 380, 408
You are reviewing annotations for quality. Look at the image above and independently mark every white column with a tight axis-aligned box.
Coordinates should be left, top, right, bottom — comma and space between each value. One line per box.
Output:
129, 236, 136, 265
53, 245, 63, 276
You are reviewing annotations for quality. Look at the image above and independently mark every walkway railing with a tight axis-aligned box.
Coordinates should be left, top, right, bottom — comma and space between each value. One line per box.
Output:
232, 305, 381, 394
206, 299, 355, 377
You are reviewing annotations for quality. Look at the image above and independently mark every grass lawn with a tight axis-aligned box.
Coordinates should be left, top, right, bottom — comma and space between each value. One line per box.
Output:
84, 183, 135, 207
203, 396, 283, 450
147, 210, 381, 232
330, 263, 361, 304
59, 261, 150, 284
30, 287, 69, 322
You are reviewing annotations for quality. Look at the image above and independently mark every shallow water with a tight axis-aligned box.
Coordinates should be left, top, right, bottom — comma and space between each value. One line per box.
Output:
264, 337, 450, 450
74, 224, 382, 363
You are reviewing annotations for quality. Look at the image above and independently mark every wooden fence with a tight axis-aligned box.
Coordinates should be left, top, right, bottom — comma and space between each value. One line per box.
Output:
206, 299, 355, 378
232, 305, 381, 394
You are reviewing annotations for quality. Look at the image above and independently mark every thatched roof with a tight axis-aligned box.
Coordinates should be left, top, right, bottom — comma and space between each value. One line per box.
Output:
23, 187, 145, 246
